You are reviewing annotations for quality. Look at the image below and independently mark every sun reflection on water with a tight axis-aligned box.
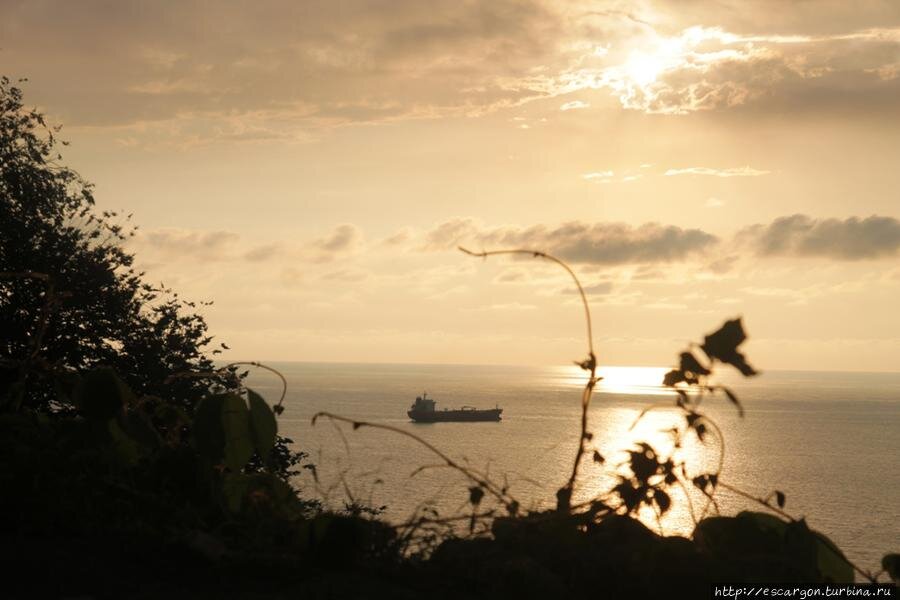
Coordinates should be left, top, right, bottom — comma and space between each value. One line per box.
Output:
554, 364, 674, 396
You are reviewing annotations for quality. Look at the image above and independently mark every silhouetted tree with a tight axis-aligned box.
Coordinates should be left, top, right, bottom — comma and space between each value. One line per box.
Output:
0, 76, 225, 411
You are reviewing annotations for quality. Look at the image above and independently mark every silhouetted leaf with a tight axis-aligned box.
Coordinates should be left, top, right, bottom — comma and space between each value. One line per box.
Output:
107, 419, 140, 465
882, 553, 900, 581
663, 369, 686, 387
221, 394, 253, 472
247, 389, 277, 459
700, 318, 758, 376
592, 450, 605, 464
194, 394, 227, 463
679, 352, 710, 378
695, 423, 707, 441
629, 446, 658, 482
692, 475, 709, 492
720, 386, 745, 417
468, 486, 484, 506
775, 490, 786, 508
120, 409, 161, 449
654, 489, 671, 513
80, 368, 132, 420
222, 473, 250, 513
814, 530, 854, 583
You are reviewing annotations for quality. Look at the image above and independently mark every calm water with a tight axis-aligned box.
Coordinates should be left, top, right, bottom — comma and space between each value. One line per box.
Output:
245, 363, 900, 570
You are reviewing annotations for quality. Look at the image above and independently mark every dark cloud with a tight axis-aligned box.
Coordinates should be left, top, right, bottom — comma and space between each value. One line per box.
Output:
423, 218, 718, 265
0, 0, 561, 129
3, 0, 899, 135
741, 214, 900, 259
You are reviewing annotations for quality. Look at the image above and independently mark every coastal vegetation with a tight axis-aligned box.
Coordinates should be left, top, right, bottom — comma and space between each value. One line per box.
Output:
1, 77, 897, 598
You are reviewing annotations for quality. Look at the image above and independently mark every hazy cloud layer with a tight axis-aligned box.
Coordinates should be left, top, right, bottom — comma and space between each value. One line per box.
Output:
422, 218, 718, 265
132, 223, 363, 264
741, 215, 900, 260
3, 0, 899, 141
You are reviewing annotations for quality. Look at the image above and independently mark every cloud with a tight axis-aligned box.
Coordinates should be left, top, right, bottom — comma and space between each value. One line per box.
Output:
564, 281, 614, 295
2, 0, 897, 148
136, 228, 240, 261
381, 228, 412, 246
310, 224, 363, 262
0, 0, 565, 135
665, 166, 769, 177
560, 100, 590, 111
582, 171, 615, 181
132, 223, 365, 265
422, 218, 718, 265
244, 243, 282, 262
740, 214, 900, 260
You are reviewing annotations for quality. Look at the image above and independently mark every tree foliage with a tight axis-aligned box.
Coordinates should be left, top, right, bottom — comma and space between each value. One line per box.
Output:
1, 76, 223, 412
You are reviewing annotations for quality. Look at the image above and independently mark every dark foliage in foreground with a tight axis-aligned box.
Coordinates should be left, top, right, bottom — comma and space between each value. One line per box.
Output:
0, 76, 302, 478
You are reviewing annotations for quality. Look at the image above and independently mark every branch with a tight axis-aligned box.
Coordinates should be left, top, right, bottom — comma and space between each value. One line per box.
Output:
459, 247, 597, 512
312, 411, 519, 514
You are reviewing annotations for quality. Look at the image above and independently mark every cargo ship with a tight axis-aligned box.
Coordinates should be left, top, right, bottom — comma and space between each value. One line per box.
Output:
407, 392, 502, 422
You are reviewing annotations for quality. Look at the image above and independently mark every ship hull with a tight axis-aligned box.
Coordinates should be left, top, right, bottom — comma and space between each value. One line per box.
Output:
408, 408, 502, 422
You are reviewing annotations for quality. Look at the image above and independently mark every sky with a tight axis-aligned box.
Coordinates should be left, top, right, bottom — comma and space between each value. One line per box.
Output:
2, 0, 899, 371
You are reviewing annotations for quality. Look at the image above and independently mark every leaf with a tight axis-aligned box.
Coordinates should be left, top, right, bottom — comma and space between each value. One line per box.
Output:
814, 530, 854, 583
221, 394, 253, 472
679, 352, 711, 377
193, 394, 227, 463
882, 553, 900, 581
775, 490, 786, 508
695, 423, 707, 442
720, 386, 745, 417
700, 318, 758, 377
663, 369, 686, 387
468, 486, 485, 506
120, 409, 162, 449
592, 450, 605, 464
654, 489, 671, 513
80, 368, 133, 420
222, 473, 250, 513
247, 389, 277, 459
107, 419, 141, 465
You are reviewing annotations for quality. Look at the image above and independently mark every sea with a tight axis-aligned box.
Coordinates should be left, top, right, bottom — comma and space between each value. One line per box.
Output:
245, 362, 900, 571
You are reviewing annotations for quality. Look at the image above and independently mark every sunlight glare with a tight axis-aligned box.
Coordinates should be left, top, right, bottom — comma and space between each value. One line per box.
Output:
559, 365, 672, 396
624, 52, 665, 87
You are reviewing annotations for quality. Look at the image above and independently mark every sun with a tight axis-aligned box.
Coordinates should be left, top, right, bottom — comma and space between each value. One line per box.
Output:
623, 51, 666, 87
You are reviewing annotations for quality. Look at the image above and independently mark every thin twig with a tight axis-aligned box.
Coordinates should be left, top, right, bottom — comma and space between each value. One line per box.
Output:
312, 411, 519, 514
459, 247, 597, 512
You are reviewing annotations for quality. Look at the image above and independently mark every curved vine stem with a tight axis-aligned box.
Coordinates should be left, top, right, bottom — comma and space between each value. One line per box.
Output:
459, 247, 597, 512
311, 411, 520, 514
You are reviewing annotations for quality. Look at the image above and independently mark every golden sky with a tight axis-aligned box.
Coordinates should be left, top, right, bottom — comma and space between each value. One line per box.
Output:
3, 1, 899, 371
